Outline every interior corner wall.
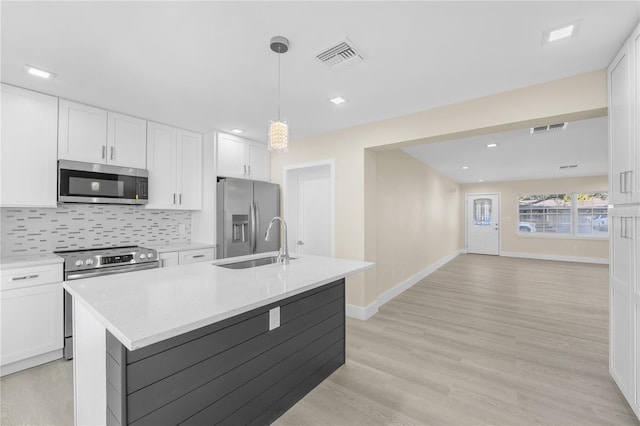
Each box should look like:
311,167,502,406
375,150,462,297
461,175,609,261
269,70,607,309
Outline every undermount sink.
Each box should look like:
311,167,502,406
216,256,297,270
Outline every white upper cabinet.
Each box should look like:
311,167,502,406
217,133,245,178
247,142,270,181
177,129,203,210
58,99,108,163
1,84,58,207
217,133,270,181
609,24,640,205
147,122,202,210
106,112,147,169
59,100,146,168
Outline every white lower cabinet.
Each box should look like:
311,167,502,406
609,207,640,419
0,264,63,376
159,248,215,268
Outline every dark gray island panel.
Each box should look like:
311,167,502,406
106,279,345,426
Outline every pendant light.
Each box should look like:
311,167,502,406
268,36,289,152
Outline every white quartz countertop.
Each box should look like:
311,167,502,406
63,253,373,351
0,253,63,269
144,241,216,254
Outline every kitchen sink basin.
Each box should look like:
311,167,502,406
216,256,297,270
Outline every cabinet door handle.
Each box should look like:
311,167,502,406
179,194,182,205
102,145,106,159
173,193,176,205
248,165,251,176
160,259,165,267
12,274,39,281
110,147,114,160
243,165,247,175
620,172,624,194
192,254,205,259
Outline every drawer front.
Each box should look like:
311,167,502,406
1,264,62,291
179,248,214,265
159,252,179,268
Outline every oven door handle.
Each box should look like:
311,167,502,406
65,261,159,280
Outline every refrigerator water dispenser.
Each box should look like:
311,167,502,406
232,215,249,242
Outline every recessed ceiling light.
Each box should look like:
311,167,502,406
230,129,244,134
461,166,470,170
330,97,347,105
25,65,56,79
478,179,484,182
486,143,498,148
543,21,580,44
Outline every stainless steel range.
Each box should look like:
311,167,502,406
56,245,159,359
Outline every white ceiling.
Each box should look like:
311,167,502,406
1,1,640,141
402,116,609,184
1,1,638,149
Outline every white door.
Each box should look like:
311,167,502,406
466,193,500,255
285,162,334,257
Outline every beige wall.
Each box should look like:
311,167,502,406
269,70,607,308
375,150,462,296
461,175,609,260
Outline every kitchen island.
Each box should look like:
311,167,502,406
63,253,373,426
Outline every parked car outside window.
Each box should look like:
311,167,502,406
592,215,608,231
519,222,537,233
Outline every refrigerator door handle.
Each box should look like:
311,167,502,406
254,201,260,252
250,202,257,253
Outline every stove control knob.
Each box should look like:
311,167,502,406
85,259,94,266
75,259,84,266
147,252,155,259
140,253,146,259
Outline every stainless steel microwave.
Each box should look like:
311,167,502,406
58,160,149,205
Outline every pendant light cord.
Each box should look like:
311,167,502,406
277,46,281,121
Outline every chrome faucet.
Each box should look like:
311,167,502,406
265,216,290,264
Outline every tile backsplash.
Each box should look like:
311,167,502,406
0,205,191,256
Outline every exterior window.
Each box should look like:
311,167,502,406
518,192,608,238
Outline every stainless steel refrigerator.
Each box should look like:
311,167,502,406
217,178,280,258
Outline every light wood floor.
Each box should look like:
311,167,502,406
276,254,639,426
1,255,638,425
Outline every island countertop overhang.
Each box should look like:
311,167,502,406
63,253,373,351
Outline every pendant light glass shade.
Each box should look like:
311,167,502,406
269,36,289,152
268,119,288,152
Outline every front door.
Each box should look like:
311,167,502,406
466,193,500,255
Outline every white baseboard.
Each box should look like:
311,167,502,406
500,251,608,265
346,249,463,321
0,349,62,377
346,301,379,320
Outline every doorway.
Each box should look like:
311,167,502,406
466,193,501,255
283,160,335,256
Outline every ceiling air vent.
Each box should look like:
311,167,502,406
316,38,365,71
530,122,568,134
558,164,578,170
